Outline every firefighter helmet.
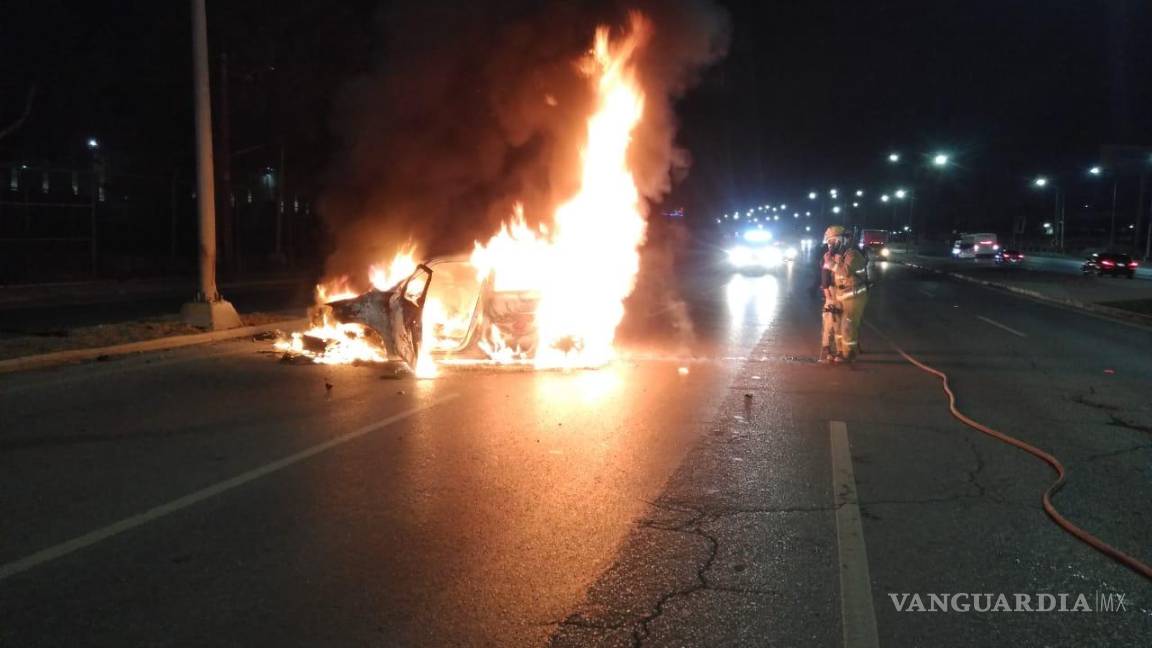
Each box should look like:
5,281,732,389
823,225,847,243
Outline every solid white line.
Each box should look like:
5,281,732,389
830,420,880,648
975,315,1027,338
0,393,459,582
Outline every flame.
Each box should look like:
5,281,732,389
471,15,649,368
368,244,419,291
277,15,651,374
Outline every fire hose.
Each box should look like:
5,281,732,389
867,323,1152,583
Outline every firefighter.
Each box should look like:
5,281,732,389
819,237,840,362
825,225,869,363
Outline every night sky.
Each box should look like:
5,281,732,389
3,1,1150,234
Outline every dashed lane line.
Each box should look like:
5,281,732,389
0,394,459,582
830,420,880,648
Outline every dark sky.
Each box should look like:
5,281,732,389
3,1,1149,231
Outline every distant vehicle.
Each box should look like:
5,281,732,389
859,229,890,258
994,249,1024,264
952,233,999,259
727,229,788,272
1081,252,1138,278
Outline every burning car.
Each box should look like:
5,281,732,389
280,255,553,371
276,16,653,375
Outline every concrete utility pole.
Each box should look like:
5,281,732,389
181,0,241,329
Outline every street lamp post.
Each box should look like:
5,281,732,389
1034,176,1066,252
181,0,241,330
1089,166,1119,249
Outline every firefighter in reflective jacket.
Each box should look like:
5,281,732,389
822,225,869,363
819,241,839,362
829,226,870,362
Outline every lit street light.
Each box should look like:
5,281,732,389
895,189,907,199
888,152,900,163
855,189,864,197
832,206,842,214
1087,165,1118,247
880,194,890,203
1032,176,1065,251
932,153,950,167
86,138,99,149
808,191,817,200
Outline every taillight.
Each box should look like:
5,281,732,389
1130,262,1139,268
1101,260,1115,267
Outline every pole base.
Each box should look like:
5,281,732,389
181,298,242,330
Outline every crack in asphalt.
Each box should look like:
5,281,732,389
1079,442,1152,464
552,498,824,646
1106,415,1152,435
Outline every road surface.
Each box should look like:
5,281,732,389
2,257,1150,646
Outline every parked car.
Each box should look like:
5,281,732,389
994,249,1025,264
1081,252,1138,278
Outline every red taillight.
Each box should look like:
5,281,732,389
980,240,993,245
1130,262,1139,268
1017,254,1025,259
1101,260,1115,267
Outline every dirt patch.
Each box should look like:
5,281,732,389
0,313,293,361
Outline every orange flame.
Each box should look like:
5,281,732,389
278,15,651,373
471,15,649,368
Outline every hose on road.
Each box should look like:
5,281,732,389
867,323,1152,582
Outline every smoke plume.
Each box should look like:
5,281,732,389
319,0,729,287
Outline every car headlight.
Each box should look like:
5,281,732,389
728,246,753,266
880,247,890,258
785,246,798,260
764,247,784,265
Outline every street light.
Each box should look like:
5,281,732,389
894,189,907,199
855,189,864,197
852,201,859,208
932,153,950,167
808,191,817,200
86,138,99,150
832,206,842,214
888,152,900,163
880,194,890,203
829,188,838,198
1032,176,1065,251
1088,165,1118,247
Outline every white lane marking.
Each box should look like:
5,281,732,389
0,394,459,582
975,315,1027,338
830,420,880,648
917,288,935,298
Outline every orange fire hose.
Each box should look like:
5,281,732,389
869,324,1152,582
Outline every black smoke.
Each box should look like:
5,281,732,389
318,0,728,288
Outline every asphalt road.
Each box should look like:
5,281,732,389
2,257,1150,646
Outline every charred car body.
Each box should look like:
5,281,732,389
315,256,544,367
